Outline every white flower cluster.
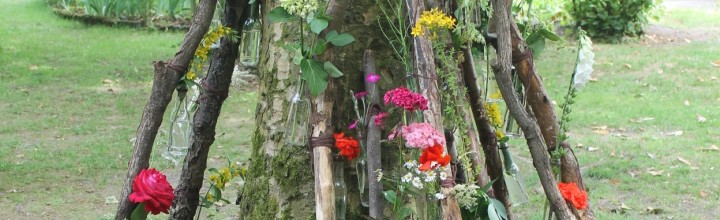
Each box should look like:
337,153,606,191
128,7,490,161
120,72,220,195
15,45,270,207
452,184,481,210
279,0,319,18
573,34,595,88
400,160,448,190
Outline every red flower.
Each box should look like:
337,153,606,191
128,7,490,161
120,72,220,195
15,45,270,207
129,168,175,215
558,182,588,210
334,132,360,161
418,143,451,171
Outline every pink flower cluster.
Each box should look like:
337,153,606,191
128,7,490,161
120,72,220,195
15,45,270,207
374,112,389,126
383,87,428,112
401,123,445,149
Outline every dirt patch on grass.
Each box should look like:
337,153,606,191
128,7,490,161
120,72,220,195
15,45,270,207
641,25,720,45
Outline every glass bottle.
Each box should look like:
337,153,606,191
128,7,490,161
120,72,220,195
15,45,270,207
501,143,529,206
333,160,347,220
284,75,310,146
239,1,262,67
163,88,195,166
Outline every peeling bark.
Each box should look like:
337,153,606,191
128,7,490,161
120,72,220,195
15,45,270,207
115,1,217,219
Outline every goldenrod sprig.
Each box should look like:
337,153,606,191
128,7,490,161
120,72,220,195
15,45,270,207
186,24,235,81
411,8,456,38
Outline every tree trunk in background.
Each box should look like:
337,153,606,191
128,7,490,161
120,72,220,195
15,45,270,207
238,0,402,218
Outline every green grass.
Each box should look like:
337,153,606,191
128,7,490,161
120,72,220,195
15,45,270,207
509,7,720,219
0,0,255,218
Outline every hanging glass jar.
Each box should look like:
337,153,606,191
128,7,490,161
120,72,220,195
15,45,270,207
284,75,310,147
333,159,347,220
162,86,196,166
239,0,262,67
355,147,370,207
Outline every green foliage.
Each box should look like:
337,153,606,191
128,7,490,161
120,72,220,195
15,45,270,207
49,0,195,21
569,0,658,41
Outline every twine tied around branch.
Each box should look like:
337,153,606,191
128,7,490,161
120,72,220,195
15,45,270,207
310,133,335,149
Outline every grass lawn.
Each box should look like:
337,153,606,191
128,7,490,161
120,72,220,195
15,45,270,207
0,0,255,218
0,0,718,219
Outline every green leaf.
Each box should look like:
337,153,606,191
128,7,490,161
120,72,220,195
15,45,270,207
480,178,498,193
313,39,328,55
488,204,500,220
527,31,546,57
383,190,397,205
210,185,221,202
325,30,355,47
309,18,329,34
300,59,329,96
268,7,293,23
323,61,343,78
490,198,508,220
130,203,148,220
539,28,562,41
399,206,414,219
208,168,219,173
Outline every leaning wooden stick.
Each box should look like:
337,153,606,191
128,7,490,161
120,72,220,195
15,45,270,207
460,44,513,219
169,0,248,219
404,0,463,218
115,0,217,219
363,50,384,218
489,0,575,218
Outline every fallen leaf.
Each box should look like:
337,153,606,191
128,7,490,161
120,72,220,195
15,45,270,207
646,206,663,214
711,76,718,80
576,143,584,148
677,157,692,166
592,125,609,135
712,60,720,67
630,117,654,123
684,38,692,43
610,179,621,185
698,145,719,152
105,196,120,204
700,191,708,198
101,79,114,85
647,169,664,176
623,63,632,69
646,153,655,158
588,147,598,152
697,77,705,82
28,65,38,71
684,100,690,106
696,114,707,123
663,130,683,136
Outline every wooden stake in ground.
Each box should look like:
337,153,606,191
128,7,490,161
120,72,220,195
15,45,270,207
115,0,217,219
363,50,384,218
489,0,575,219
169,0,248,219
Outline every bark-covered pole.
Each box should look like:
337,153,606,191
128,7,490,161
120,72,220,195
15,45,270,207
363,50,384,218
404,0,463,218
168,0,248,219
459,44,513,219
489,0,575,218
115,0,217,219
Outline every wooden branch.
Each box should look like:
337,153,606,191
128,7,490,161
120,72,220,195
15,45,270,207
489,0,575,219
310,0,345,219
114,0,218,219
561,143,596,219
363,50,384,219
404,0,463,218
168,1,248,219
459,44,513,219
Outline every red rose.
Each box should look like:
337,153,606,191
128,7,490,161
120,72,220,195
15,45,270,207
334,132,360,161
129,168,175,214
418,143,451,171
558,182,588,210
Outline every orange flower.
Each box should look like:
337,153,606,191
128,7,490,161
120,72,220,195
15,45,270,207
418,143,451,171
334,132,360,161
558,182,588,210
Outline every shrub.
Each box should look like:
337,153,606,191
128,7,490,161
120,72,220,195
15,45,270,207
568,0,658,41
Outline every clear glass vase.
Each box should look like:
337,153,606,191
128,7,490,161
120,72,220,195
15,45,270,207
334,160,347,220
162,89,196,166
501,144,529,206
239,1,261,67
284,76,310,147
355,157,370,207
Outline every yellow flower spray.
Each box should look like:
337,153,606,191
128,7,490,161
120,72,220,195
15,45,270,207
411,8,456,38
186,25,234,81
